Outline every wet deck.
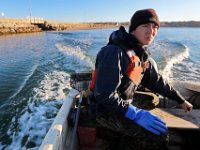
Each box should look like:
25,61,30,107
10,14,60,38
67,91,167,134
151,108,200,129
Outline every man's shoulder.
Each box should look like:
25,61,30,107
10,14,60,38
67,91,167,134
100,44,124,54
96,44,127,63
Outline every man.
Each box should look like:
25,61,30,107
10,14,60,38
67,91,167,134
90,8,193,149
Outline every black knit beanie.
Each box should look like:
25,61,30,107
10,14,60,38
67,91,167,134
129,8,160,33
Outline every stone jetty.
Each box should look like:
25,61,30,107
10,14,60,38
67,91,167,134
0,18,42,35
0,18,121,35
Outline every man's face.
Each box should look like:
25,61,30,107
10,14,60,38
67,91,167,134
131,23,158,46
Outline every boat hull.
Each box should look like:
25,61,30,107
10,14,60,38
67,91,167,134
40,81,200,150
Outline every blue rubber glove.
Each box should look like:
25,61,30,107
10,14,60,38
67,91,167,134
125,104,167,135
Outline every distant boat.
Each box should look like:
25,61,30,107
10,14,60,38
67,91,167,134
39,73,200,150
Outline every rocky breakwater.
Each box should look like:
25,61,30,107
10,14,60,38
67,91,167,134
0,18,121,35
40,20,119,31
0,18,42,35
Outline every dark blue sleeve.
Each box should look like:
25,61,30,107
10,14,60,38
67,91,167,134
94,45,129,116
141,61,185,104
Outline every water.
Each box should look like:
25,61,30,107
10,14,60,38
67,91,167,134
0,28,199,149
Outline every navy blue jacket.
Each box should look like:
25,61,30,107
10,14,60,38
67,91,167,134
93,26,185,117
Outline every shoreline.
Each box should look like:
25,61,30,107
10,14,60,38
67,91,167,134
1,18,200,36
0,18,124,36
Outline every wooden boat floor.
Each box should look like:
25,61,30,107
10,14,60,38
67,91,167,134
150,108,200,129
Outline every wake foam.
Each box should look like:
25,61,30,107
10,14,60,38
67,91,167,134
149,41,190,82
56,43,94,70
161,44,189,82
5,71,71,150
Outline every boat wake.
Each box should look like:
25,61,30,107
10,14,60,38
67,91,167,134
3,70,71,150
149,41,189,82
161,44,189,82
56,43,95,71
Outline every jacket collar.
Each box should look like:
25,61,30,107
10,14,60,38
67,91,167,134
108,26,149,61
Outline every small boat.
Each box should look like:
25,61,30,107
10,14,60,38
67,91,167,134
39,73,200,150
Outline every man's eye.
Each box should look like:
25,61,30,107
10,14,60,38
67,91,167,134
154,25,159,29
153,26,159,30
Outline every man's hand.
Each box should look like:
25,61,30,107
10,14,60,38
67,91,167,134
125,104,168,135
180,100,193,112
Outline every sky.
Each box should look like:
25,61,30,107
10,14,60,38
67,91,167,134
0,0,200,22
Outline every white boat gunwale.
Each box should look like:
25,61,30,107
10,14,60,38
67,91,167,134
39,89,78,150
